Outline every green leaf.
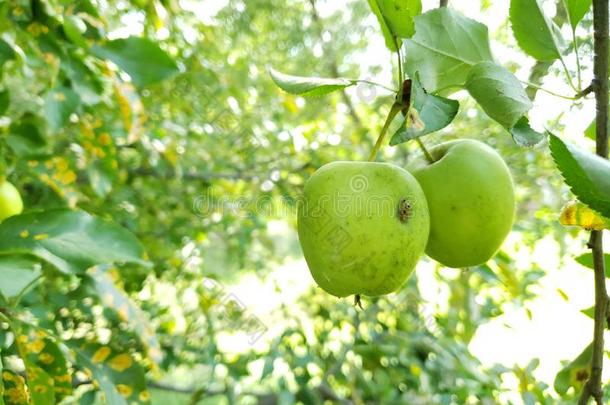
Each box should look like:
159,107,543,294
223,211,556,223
0,209,149,274
377,0,422,38
465,61,532,129
269,68,356,97
554,343,592,395
581,305,594,319
91,37,179,87
390,74,459,145
88,267,163,364
584,112,610,146
367,0,400,51
510,0,563,61
88,162,113,198
0,254,41,300
69,341,150,405
575,252,610,276
510,117,545,147
261,356,274,381
43,86,80,131
61,53,104,105
565,0,592,30
0,90,8,116
549,133,610,218
0,39,15,70
7,117,48,157
556,288,569,301
585,118,596,140
63,15,87,47
404,8,494,93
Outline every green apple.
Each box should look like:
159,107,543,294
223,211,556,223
408,139,515,268
0,180,23,222
297,161,429,297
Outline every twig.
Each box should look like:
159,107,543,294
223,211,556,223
577,0,608,403
575,82,595,99
519,80,581,100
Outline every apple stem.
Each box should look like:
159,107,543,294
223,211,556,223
368,103,402,161
416,138,435,163
354,294,363,309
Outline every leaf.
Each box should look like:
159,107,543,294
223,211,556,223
69,341,150,405
404,8,493,93
1,369,28,405
261,356,274,381
584,111,610,146
87,163,113,198
472,264,500,282
269,68,356,97
7,117,48,157
549,133,610,218
0,90,8,116
0,357,4,405
554,343,592,395
565,0,592,30
43,86,80,131
390,74,459,145
367,0,400,51
12,321,72,403
0,39,15,70
0,209,149,274
0,254,41,300
91,37,179,87
575,252,610,276
61,53,104,105
556,288,569,301
377,0,422,38
509,117,545,147
465,61,532,129
559,200,610,230
510,0,563,61
88,267,163,364
63,15,87,47
581,305,594,319
0,371,4,405
585,118,596,140
28,157,80,206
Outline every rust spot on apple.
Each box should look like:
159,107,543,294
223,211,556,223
398,198,412,223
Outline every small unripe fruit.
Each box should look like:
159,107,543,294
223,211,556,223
298,161,430,297
408,139,515,268
0,180,23,222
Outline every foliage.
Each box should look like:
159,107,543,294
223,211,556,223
0,0,608,403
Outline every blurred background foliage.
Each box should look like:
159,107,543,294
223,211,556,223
0,0,607,404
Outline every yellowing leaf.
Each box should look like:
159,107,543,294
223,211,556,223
116,384,133,397
559,200,610,231
92,347,112,364
108,353,133,372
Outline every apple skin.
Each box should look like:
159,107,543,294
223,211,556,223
0,180,23,222
408,139,515,268
297,161,429,297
